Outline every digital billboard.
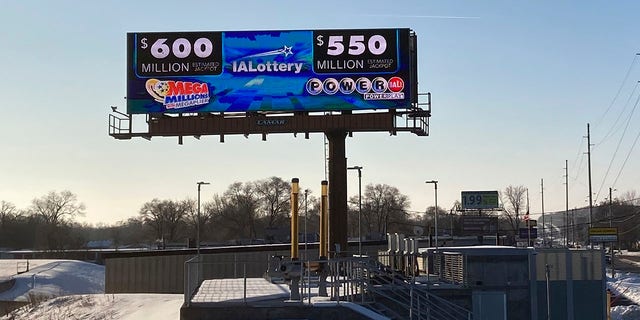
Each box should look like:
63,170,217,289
126,29,416,114
461,191,500,210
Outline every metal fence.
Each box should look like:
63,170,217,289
183,253,472,320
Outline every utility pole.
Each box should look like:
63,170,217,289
587,123,594,230
565,160,569,247
541,178,545,247
610,187,616,278
571,208,576,245
609,187,613,227
550,216,554,247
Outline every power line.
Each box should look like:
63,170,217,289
592,53,640,131
611,125,640,188
571,137,585,183
597,81,640,146
594,91,640,202
571,134,589,191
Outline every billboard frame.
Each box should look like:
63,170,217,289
126,28,418,115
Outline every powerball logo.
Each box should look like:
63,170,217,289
145,79,210,109
305,76,405,100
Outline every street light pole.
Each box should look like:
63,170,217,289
304,189,309,260
197,181,210,257
347,166,363,256
426,180,438,250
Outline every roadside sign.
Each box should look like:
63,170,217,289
461,191,499,210
462,216,498,235
589,227,618,243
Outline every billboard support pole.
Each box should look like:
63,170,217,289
326,130,348,257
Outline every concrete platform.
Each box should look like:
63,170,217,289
191,278,289,303
183,278,387,320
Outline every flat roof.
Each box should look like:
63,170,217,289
419,245,535,256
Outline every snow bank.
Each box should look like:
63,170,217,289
0,259,182,320
612,305,640,319
0,260,104,302
608,268,640,320
0,260,63,278
1,294,182,320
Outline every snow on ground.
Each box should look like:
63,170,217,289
6,257,640,319
0,260,64,278
608,252,640,319
0,259,182,320
1,294,183,320
0,260,104,302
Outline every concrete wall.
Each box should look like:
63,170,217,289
105,242,387,294
106,254,188,293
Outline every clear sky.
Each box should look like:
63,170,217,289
1,0,639,225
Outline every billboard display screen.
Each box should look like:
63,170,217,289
461,191,500,210
127,29,415,114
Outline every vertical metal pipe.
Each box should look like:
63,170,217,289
320,180,329,258
291,178,300,260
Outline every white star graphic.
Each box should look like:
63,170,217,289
282,46,293,57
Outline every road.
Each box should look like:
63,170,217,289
612,254,640,273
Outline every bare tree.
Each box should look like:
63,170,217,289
139,199,186,246
28,191,85,249
0,200,18,228
355,184,410,237
254,177,291,228
500,185,527,233
209,182,260,240
620,190,639,206
30,191,85,226
180,198,199,234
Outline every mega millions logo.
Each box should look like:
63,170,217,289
145,79,210,109
305,76,405,100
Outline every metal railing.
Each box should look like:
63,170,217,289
184,255,268,306
183,253,471,320
108,113,131,136
363,257,472,320
184,255,201,306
